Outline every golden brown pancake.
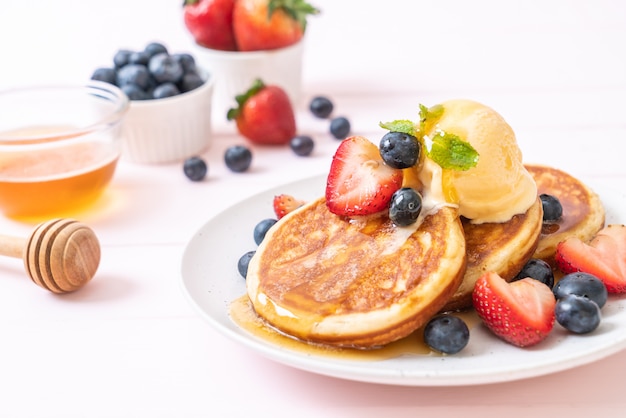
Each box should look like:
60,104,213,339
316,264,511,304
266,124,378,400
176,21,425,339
525,164,605,264
441,197,544,312
246,198,466,349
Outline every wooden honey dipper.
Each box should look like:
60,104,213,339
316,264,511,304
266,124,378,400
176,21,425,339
0,218,101,293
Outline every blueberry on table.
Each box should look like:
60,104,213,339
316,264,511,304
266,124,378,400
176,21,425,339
513,258,554,288
152,82,180,99
389,188,422,226
309,96,334,118
330,116,351,139
183,156,208,181
555,294,601,334
253,218,277,245
379,131,421,169
116,64,151,90
423,314,470,354
289,135,315,156
238,251,256,279
540,193,563,222
149,53,184,84
91,67,117,85
553,272,608,308
224,145,252,173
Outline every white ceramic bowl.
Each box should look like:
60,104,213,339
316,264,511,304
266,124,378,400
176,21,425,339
121,71,214,164
192,41,303,126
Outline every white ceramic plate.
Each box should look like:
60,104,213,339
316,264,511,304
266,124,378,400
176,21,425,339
180,175,626,386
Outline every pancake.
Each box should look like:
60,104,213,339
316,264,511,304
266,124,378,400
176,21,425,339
246,198,466,349
525,164,605,264
441,196,544,312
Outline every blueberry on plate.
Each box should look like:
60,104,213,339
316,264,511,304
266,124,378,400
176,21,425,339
513,258,554,288
113,49,133,68
116,64,151,90
253,218,277,245
183,156,208,181
224,145,253,173
553,272,608,308
178,72,204,93
144,42,169,57
237,250,256,279
289,135,315,156
389,188,422,226
152,82,180,99
309,96,334,118
121,84,149,101
423,314,470,354
555,294,601,334
91,67,117,85
128,51,151,66
379,131,421,169
540,193,563,222
330,116,351,139
149,53,184,84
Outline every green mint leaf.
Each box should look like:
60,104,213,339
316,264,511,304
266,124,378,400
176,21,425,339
419,104,444,133
427,131,479,171
379,120,418,136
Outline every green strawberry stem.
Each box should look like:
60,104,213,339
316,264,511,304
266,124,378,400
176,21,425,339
227,79,266,121
268,0,320,31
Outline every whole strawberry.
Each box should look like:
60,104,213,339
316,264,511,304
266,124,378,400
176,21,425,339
183,0,237,51
233,0,319,51
227,79,296,145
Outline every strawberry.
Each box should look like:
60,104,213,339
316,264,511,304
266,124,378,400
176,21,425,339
273,194,305,219
472,272,556,348
555,224,626,293
325,136,403,217
227,79,296,145
233,0,319,51
183,0,238,51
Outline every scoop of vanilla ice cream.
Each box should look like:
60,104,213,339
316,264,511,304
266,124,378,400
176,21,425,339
423,99,537,223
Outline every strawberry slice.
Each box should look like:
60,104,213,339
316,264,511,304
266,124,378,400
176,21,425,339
555,224,626,293
273,194,305,219
325,136,403,216
472,272,556,347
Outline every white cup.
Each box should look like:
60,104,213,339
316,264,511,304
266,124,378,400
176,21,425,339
192,41,304,129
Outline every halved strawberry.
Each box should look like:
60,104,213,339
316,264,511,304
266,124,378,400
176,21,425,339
472,272,556,348
325,136,403,216
555,224,626,294
273,194,305,219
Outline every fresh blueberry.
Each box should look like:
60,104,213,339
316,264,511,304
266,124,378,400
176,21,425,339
148,53,184,84
330,116,351,139
128,51,150,66
121,84,150,101
113,49,133,68
183,156,208,181
116,64,151,90
553,272,608,308
389,187,422,226
90,67,117,85
237,250,256,279
224,145,252,173
144,42,169,57
540,193,563,222
513,258,554,288
379,131,421,169
178,72,204,93
555,294,601,334
289,135,315,156
152,82,180,99
309,96,334,118
423,314,470,354
253,218,277,245
172,53,197,73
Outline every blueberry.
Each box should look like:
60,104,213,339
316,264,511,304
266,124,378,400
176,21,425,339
152,82,180,99
183,156,208,181
253,218,277,245
513,258,554,288
330,116,351,139
178,72,204,93
149,53,184,84
113,49,133,68
116,64,151,90
128,51,150,66
224,145,252,173
121,84,149,101
540,193,563,222
553,272,608,308
379,131,421,169
389,188,422,226
290,135,315,156
91,67,117,85
172,53,197,73
144,42,169,57
237,250,256,279
309,96,334,118
555,294,601,334
423,314,470,354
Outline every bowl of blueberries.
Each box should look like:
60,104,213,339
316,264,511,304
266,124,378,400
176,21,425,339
91,42,214,164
